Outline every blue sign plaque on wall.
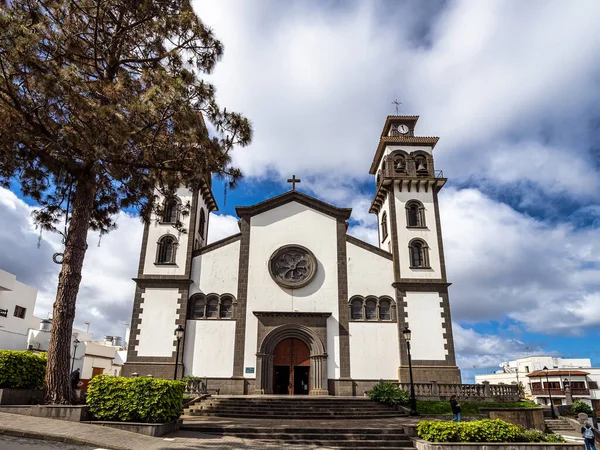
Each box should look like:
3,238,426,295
245,367,255,374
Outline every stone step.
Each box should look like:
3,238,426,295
190,406,398,413
182,425,407,434
186,412,405,419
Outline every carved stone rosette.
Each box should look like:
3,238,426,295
268,244,317,289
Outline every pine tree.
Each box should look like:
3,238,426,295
0,0,252,404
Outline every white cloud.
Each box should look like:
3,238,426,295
194,0,600,202
0,188,142,339
207,213,240,243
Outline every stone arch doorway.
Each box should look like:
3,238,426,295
256,324,328,395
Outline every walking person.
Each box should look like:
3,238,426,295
582,423,597,450
450,395,461,422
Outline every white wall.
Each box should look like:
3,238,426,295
349,322,399,379
395,187,443,279
404,292,447,360
347,241,394,298
136,288,179,357
243,202,341,379
183,319,236,377
0,276,39,350
190,240,240,296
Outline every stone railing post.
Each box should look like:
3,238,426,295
482,381,491,398
431,381,439,398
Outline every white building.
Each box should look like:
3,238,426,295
123,115,462,395
476,356,600,412
0,270,39,350
27,319,126,387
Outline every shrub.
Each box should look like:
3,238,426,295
572,400,594,417
417,419,565,443
87,375,185,423
0,350,46,389
369,382,409,406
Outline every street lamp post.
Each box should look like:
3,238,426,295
542,366,557,419
174,325,185,380
402,327,418,416
70,338,80,372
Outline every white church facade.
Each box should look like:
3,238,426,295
123,115,462,395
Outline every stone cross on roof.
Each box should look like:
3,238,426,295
392,99,402,114
287,175,301,190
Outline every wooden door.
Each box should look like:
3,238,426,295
91,367,104,378
273,339,310,395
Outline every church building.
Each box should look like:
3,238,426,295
123,115,462,395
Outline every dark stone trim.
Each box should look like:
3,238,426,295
254,311,332,318
396,289,408,370
438,290,457,366
137,222,150,277
387,183,401,282
393,281,451,292
192,233,242,257
346,235,393,260
236,190,352,221
337,219,350,378
268,244,317,289
232,217,250,377
184,190,199,277
432,189,448,282
199,180,218,212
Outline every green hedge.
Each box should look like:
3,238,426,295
86,375,185,423
417,419,565,443
0,350,46,389
369,381,409,406
416,400,539,415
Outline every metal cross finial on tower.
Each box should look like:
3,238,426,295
287,175,301,190
392,99,402,114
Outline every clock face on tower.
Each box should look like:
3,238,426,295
397,124,409,134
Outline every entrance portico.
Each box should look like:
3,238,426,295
254,312,330,395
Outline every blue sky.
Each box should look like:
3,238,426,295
1,0,599,381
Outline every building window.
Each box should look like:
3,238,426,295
406,200,426,228
351,298,363,320
220,297,233,318
191,295,206,319
349,296,396,322
381,212,388,241
379,300,391,321
13,305,26,319
409,239,430,268
198,209,206,239
206,296,219,318
190,293,235,320
365,298,377,320
156,235,177,264
544,382,560,389
162,197,180,223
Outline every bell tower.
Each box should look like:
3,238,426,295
369,115,461,384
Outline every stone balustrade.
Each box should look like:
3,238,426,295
396,381,520,402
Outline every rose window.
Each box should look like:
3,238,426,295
268,245,317,289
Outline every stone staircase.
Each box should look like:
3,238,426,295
182,396,414,449
185,396,407,419
544,418,579,436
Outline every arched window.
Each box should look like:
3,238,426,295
198,209,206,239
409,239,430,268
394,155,406,173
351,298,363,320
191,295,206,319
379,300,391,321
156,235,177,264
162,197,180,223
406,200,426,228
220,296,233,318
415,155,428,175
365,299,377,320
381,212,388,241
206,296,219,318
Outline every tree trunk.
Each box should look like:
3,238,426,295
44,178,96,404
